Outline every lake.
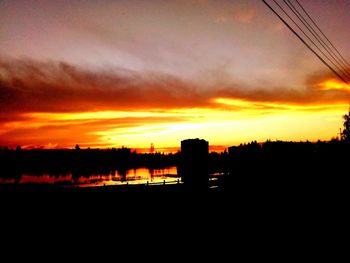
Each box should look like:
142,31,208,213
0,166,180,187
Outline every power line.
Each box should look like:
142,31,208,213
294,0,350,70
287,0,350,80
284,0,350,81
261,0,349,84
270,0,350,82
288,0,349,71
272,0,350,82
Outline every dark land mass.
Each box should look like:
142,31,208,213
0,139,349,201
1,140,349,233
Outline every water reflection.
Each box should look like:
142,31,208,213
0,167,179,187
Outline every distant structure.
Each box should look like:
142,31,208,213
150,143,155,154
180,138,209,189
228,145,236,156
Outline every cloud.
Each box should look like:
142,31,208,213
1,58,349,148
0,57,209,113
215,8,256,24
234,8,256,24
1,58,350,116
0,114,187,148
192,0,210,5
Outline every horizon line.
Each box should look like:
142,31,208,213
0,137,342,152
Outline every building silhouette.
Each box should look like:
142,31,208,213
180,138,209,189
150,143,155,154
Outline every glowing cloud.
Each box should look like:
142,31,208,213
1,58,350,149
318,79,350,91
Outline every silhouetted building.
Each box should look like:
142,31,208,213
150,143,155,154
228,146,236,156
180,138,209,189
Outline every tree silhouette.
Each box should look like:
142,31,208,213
341,109,350,142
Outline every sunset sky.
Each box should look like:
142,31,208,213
1,0,350,150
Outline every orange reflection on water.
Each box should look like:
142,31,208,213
10,167,179,187
21,174,73,184
0,178,16,184
122,167,178,186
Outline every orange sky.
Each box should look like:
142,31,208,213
0,0,350,150
0,57,349,150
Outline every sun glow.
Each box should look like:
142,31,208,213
1,99,348,149
319,79,350,91
214,97,348,112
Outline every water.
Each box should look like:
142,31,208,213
0,167,180,187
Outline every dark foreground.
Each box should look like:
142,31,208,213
1,174,347,240
1,174,347,204
1,140,349,217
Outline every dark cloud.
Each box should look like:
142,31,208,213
0,57,207,113
1,58,349,116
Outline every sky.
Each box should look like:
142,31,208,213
0,0,350,150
